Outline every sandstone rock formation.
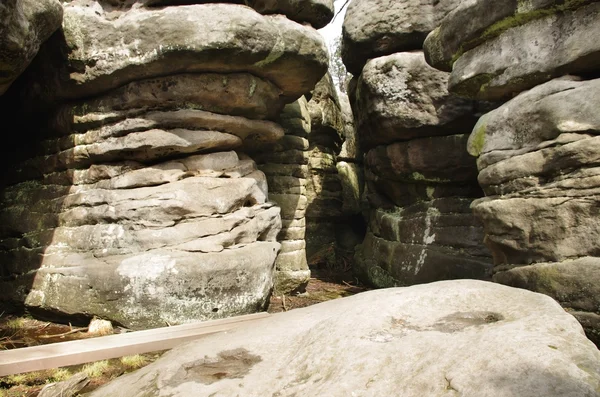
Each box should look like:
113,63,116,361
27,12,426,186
253,73,364,293
424,0,600,100
341,0,462,75
423,0,600,344
304,74,364,265
252,98,313,294
0,0,63,95
343,1,492,288
0,0,328,328
88,280,600,397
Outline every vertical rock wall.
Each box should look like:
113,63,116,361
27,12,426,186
0,0,329,329
342,0,493,288
423,0,600,344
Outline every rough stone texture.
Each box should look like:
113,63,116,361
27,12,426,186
89,280,600,397
350,51,491,287
0,0,63,95
427,0,600,100
355,199,491,288
423,0,579,72
24,1,328,104
0,0,331,326
304,74,364,263
464,77,600,344
254,98,312,294
341,0,463,74
246,0,334,29
353,52,484,151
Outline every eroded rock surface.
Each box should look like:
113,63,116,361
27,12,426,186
423,0,600,344
89,280,600,397
464,77,600,344
0,0,328,328
424,0,600,100
349,52,491,287
341,0,462,74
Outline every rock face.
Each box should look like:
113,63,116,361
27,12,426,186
0,0,63,95
252,98,313,294
252,74,364,292
246,0,334,29
305,74,364,265
88,280,600,397
0,0,328,328
343,28,492,286
341,0,462,75
423,0,600,344
424,0,600,100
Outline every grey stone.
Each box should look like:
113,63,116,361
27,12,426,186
28,2,328,102
342,0,463,74
354,52,480,150
88,280,600,397
0,0,63,95
246,0,334,29
447,2,600,100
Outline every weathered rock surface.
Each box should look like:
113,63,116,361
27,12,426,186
0,0,63,95
0,0,331,326
348,50,491,287
463,77,600,344
26,1,328,103
246,0,334,29
424,0,600,100
354,52,483,150
341,0,462,74
253,98,312,293
89,280,600,397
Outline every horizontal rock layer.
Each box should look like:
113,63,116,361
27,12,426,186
25,2,328,104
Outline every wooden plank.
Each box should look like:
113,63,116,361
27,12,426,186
0,312,270,377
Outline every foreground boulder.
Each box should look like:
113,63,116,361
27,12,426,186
89,280,600,397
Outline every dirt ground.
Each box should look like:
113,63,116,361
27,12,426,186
0,266,368,396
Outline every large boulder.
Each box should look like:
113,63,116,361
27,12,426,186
89,280,600,397
353,52,482,150
0,0,329,327
341,0,463,74
466,77,600,343
424,0,600,100
0,0,63,95
25,1,328,104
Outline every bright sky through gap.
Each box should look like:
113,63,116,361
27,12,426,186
318,0,348,49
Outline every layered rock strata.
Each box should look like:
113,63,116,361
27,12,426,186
342,1,492,287
305,74,365,265
0,0,328,328
423,0,600,344
252,98,313,294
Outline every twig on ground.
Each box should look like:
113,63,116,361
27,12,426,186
38,327,88,339
282,295,288,312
